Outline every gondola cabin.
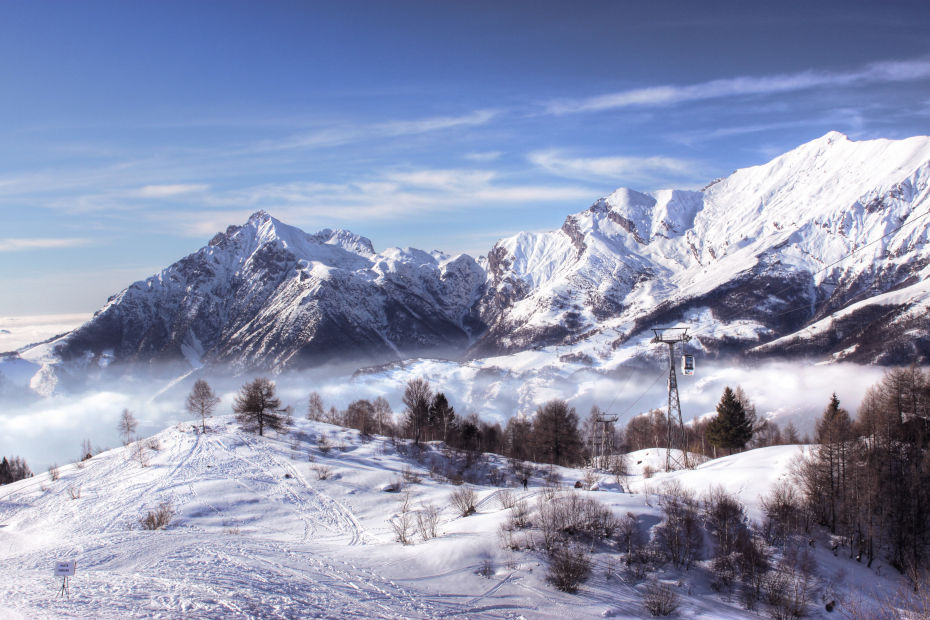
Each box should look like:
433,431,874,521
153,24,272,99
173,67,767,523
682,354,695,376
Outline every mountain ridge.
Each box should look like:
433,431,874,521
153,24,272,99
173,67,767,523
5,131,930,394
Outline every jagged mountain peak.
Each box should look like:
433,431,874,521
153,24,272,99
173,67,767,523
20,132,930,392
208,212,376,265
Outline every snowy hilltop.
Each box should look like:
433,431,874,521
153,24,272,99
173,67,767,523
4,132,930,395
0,414,921,618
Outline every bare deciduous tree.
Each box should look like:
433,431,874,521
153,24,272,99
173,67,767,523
402,377,432,446
186,379,220,433
307,392,324,421
118,409,138,445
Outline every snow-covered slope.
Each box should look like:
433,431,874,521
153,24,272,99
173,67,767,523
0,417,908,618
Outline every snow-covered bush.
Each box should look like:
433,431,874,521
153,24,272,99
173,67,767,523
760,480,805,547
415,502,440,540
653,481,702,570
312,464,333,480
643,580,678,616
390,512,413,545
546,543,591,593
449,486,477,516
140,501,174,530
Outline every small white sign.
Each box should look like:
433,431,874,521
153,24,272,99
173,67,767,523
54,561,76,577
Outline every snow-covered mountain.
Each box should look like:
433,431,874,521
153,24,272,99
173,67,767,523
473,131,930,364
51,213,485,375
6,132,930,392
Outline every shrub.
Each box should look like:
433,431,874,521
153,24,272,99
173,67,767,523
67,485,81,500
643,581,679,616
510,499,530,529
312,464,333,480
382,477,405,493
654,481,702,570
581,469,600,490
547,543,591,593
497,489,516,510
703,485,747,558
450,486,477,517
402,465,422,484
48,464,60,481
760,481,804,546
391,512,413,545
415,502,440,540
140,501,174,530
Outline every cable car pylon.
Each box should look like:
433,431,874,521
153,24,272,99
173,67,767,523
651,327,692,471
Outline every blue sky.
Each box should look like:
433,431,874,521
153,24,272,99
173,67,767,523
1,0,929,315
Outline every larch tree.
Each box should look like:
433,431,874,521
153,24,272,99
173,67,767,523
186,379,220,433
428,392,455,444
233,377,289,436
0,456,32,485
372,396,393,436
402,377,432,446
118,408,138,445
306,392,325,421
531,399,583,467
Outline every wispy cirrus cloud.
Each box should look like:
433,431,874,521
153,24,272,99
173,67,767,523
0,237,93,252
134,183,210,198
160,167,596,237
463,151,503,162
528,149,702,185
546,57,930,114
256,109,501,152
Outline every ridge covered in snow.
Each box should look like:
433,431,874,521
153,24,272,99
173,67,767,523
4,132,930,397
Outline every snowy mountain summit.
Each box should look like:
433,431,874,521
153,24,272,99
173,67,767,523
54,210,486,374
20,132,930,384
475,131,930,364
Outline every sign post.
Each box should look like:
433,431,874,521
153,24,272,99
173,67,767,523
54,560,76,598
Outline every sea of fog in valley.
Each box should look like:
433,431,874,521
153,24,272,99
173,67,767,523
1,347,886,472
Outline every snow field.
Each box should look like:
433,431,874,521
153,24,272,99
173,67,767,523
0,415,916,618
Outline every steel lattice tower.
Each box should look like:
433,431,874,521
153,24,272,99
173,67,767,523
651,328,691,471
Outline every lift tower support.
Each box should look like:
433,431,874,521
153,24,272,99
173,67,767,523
651,327,691,471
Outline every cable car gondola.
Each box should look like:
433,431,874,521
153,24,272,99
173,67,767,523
682,354,695,376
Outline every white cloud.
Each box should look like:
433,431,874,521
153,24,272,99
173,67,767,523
546,57,930,114
259,109,501,152
135,183,210,198
155,168,596,237
528,149,701,184
0,238,93,252
463,151,503,162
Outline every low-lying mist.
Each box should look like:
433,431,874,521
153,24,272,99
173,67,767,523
0,358,889,472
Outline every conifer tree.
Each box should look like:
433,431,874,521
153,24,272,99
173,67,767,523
706,387,753,456
233,377,289,436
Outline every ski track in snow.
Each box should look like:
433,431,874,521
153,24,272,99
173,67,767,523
0,421,447,618
0,418,905,619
